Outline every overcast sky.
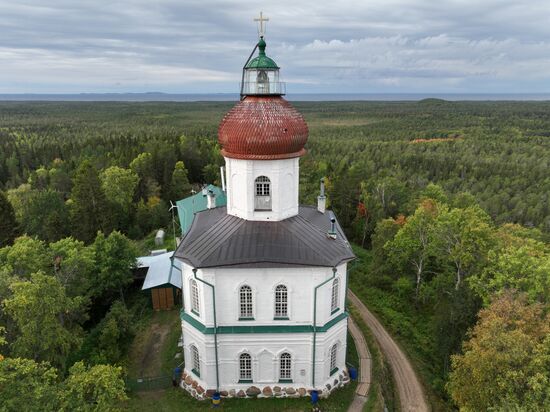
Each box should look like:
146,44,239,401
2,0,550,94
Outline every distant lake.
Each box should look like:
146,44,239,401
1,93,550,102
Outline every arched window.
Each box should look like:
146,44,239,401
279,352,292,381
274,284,288,319
331,278,339,313
239,285,253,319
190,345,200,377
330,344,338,375
239,353,252,381
190,279,200,315
254,176,271,210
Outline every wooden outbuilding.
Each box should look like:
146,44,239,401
138,252,182,310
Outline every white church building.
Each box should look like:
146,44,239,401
174,21,355,400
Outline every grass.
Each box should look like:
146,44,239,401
124,366,358,412
135,229,178,256
346,324,359,369
125,378,358,412
126,309,181,379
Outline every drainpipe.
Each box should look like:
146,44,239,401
344,266,349,312
193,268,220,392
170,256,184,311
220,166,226,192
312,267,337,388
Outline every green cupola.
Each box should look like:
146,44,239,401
245,38,279,70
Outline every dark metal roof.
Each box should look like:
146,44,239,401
174,206,355,269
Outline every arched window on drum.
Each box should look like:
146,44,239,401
254,176,271,210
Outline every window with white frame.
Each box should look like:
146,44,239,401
330,344,338,374
254,176,271,210
239,353,252,381
239,285,253,319
274,284,288,318
279,352,292,381
190,279,200,315
191,345,200,376
331,277,339,313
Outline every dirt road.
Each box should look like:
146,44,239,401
348,291,429,412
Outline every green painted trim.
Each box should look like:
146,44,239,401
181,311,347,334
330,367,339,376
238,317,255,321
331,307,340,315
191,368,201,378
191,309,200,317
278,379,293,383
238,379,253,384
273,316,290,320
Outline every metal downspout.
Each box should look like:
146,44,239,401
344,266,349,312
312,267,337,388
192,268,220,392
170,256,183,310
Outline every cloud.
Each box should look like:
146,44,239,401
1,0,550,93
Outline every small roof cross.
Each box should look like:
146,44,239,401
254,11,269,37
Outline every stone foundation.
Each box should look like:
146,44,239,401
180,369,351,401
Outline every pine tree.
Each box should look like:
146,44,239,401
70,161,108,243
0,190,18,247
168,161,192,201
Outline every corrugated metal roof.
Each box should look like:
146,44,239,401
138,252,182,290
175,185,227,235
174,206,355,269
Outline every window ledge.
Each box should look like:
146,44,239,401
331,307,340,315
191,368,201,378
278,379,293,383
273,316,290,320
330,367,339,376
254,209,272,212
191,309,200,317
238,317,255,321
238,379,253,384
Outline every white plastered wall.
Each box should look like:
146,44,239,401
181,264,348,327
180,262,349,391
225,157,299,221
182,317,348,391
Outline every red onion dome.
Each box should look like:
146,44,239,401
218,96,308,160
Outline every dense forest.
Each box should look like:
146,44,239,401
0,100,549,411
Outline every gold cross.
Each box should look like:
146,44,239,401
254,11,269,37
